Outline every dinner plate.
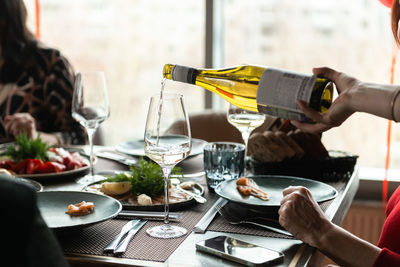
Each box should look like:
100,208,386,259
37,191,122,231
15,177,43,191
215,175,337,208
83,178,205,211
115,138,208,158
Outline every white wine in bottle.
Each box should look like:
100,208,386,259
163,64,333,121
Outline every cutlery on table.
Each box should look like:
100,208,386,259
176,185,207,204
116,211,182,221
104,219,141,253
216,205,292,237
193,197,228,233
114,220,147,254
96,151,138,166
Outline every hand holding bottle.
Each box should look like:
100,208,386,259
291,67,361,133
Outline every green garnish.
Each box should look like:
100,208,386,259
2,134,49,163
101,157,183,197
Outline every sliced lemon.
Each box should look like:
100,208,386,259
101,181,132,196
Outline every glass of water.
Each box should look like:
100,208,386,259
203,142,245,191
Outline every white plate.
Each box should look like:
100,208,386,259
115,138,207,158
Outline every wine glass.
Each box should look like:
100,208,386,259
144,92,191,239
72,71,110,184
226,103,266,157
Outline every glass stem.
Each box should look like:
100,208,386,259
162,166,173,225
86,128,97,177
241,131,250,157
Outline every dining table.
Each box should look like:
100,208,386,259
38,145,359,267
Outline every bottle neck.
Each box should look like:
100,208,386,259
170,65,198,84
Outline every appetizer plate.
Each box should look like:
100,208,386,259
115,138,208,158
37,191,121,231
215,175,337,208
83,180,205,211
15,177,43,191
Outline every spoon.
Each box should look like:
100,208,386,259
170,179,207,204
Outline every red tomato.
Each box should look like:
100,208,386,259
0,160,16,170
26,159,44,174
13,159,30,174
36,161,66,174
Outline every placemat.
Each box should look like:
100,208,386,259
58,179,345,262
59,192,219,262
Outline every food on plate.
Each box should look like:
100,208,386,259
248,129,328,162
101,181,132,196
0,168,14,176
137,194,152,205
180,181,195,190
65,201,94,216
236,177,269,201
0,134,88,175
85,158,198,206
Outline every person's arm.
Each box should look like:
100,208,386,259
291,67,400,133
279,186,381,267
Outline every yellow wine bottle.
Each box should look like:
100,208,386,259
163,64,333,121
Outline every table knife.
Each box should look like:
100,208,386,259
116,211,182,221
103,219,140,253
114,220,147,254
96,151,138,166
193,197,228,233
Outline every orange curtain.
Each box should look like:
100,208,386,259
35,0,40,39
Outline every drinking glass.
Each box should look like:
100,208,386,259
144,92,191,238
72,71,110,184
226,103,266,156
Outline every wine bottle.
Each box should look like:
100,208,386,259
163,64,333,121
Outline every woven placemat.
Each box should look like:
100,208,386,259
58,179,345,262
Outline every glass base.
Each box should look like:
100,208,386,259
146,224,187,238
76,174,106,185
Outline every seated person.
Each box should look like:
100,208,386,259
0,0,86,145
0,175,69,267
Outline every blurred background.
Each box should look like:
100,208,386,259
24,0,400,173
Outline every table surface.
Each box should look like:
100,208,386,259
39,146,359,267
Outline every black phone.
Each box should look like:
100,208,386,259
196,235,284,266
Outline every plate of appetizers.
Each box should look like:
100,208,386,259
37,191,122,231
115,138,208,158
83,158,205,211
215,175,337,208
0,136,90,180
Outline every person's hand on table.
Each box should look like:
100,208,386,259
291,67,360,134
4,113,59,145
278,186,334,248
4,113,38,139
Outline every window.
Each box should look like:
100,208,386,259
222,0,399,169
25,0,205,145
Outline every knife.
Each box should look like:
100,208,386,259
114,220,147,254
116,211,182,221
96,151,138,166
193,197,228,233
104,219,140,253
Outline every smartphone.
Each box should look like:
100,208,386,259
196,235,284,266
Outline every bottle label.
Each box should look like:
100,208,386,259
257,68,316,121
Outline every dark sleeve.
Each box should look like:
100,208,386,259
373,248,400,267
39,50,87,145
0,176,69,267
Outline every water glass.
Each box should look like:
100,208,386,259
204,142,245,190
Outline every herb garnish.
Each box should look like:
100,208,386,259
102,158,183,197
2,134,49,163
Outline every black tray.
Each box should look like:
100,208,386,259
248,150,358,182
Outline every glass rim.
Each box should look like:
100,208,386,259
151,92,184,99
204,141,245,150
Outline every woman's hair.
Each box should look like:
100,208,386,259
392,1,400,45
0,0,37,81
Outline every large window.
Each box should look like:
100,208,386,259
25,0,400,170
25,0,205,145
222,0,400,169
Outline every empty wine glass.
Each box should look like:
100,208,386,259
227,103,266,156
72,71,110,184
144,91,191,238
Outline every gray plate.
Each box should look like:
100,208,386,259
215,175,337,208
115,138,207,158
37,191,122,230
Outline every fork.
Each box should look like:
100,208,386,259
216,205,293,237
